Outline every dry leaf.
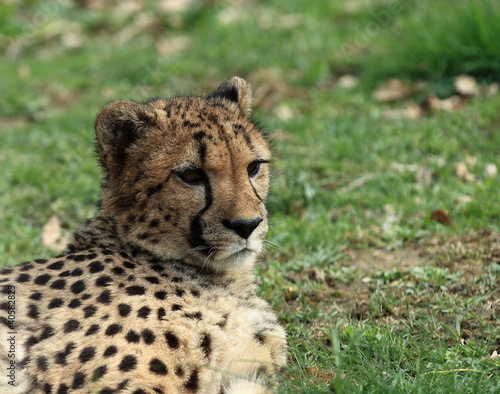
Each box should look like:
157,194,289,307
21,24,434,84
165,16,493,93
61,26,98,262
160,0,191,13
336,75,358,89
454,74,478,96
456,162,476,182
274,104,293,121
415,165,432,186
41,215,68,251
465,155,477,167
430,209,452,226
156,36,191,56
485,163,498,178
428,94,467,112
373,79,409,103
480,82,499,98
455,195,473,204
382,102,422,120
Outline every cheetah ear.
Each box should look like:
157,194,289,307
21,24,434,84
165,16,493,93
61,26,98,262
95,101,153,175
206,76,253,117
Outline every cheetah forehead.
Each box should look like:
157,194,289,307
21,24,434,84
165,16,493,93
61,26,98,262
95,77,270,176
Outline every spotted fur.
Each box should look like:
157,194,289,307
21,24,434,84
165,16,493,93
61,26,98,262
0,77,286,393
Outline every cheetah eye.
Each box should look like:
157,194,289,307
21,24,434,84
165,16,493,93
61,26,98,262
178,168,206,184
248,160,264,177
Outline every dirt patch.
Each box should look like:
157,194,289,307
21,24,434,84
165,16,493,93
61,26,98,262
287,230,499,330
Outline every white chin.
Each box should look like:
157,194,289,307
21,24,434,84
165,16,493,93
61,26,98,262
212,248,259,271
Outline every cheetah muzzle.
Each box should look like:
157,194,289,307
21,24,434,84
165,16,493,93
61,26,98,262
0,77,287,394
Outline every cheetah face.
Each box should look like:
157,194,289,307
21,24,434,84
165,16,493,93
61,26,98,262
95,77,271,272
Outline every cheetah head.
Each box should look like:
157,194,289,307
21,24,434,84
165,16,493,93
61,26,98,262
94,77,271,272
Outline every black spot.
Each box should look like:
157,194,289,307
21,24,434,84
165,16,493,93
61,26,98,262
175,366,185,377
88,261,104,273
34,274,51,285
39,325,55,341
157,308,166,320
193,131,206,140
142,329,155,344
99,388,114,394
145,276,160,284
165,331,180,349
43,383,53,393
151,264,164,272
175,288,185,297
126,214,136,223
101,250,113,256
154,291,167,300
149,219,160,228
57,384,69,394
85,324,100,336
172,276,183,283
137,306,151,318
171,304,183,311
71,268,84,276
103,345,118,358
59,271,71,277
68,299,81,309
83,305,97,317
79,346,96,362
185,311,202,320
138,233,150,240
191,289,200,297
27,304,39,319
50,279,66,290
164,214,172,221
119,355,137,372
105,324,122,336
95,275,112,287
184,369,200,392
126,286,145,296
64,319,80,333
200,333,211,359
72,372,86,389
97,289,112,304
70,280,86,294
70,254,87,262
25,336,38,349
37,356,48,371
149,358,168,375
81,293,91,300
118,303,131,317
54,342,75,365
123,261,136,269
101,314,110,320
93,365,107,381
48,298,64,309
133,390,146,394
112,267,125,275
147,184,164,197
20,263,34,271
216,314,229,329
153,389,164,394
35,258,48,264
254,331,266,345
47,261,64,270
126,330,140,343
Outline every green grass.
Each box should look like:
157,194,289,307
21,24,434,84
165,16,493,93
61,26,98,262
1,0,499,392
358,0,500,82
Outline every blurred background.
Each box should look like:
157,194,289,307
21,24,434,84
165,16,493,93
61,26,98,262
1,0,499,392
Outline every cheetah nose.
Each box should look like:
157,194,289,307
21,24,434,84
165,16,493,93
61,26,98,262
222,217,263,239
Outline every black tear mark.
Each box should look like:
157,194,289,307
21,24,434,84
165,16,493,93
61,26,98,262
189,177,212,254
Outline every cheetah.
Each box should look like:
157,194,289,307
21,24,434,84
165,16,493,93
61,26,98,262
0,77,287,394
